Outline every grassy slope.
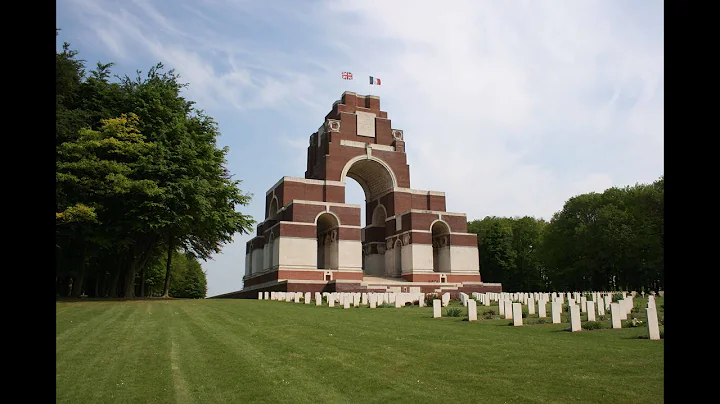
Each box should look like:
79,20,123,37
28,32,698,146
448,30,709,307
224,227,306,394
56,298,664,404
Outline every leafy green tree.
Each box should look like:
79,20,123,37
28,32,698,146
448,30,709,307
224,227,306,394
55,37,255,298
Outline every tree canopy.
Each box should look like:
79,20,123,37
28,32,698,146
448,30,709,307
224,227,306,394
468,176,664,292
56,34,255,298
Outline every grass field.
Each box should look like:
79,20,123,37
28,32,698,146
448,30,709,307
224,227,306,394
56,297,664,403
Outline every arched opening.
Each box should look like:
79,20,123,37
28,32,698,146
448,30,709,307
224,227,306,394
431,221,451,273
371,205,387,226
316,213,339,270
394,239,402,277
341,157,397,277
268,197,279,220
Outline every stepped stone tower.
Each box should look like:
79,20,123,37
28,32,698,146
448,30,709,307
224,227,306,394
217,92,502,298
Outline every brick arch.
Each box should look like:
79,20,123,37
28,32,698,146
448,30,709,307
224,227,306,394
429,219,451,235
340,156,398,200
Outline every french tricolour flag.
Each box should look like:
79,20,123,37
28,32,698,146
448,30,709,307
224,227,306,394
369,76,381,85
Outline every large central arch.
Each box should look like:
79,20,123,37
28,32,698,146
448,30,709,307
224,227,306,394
340,155,398,200
341,156,398,276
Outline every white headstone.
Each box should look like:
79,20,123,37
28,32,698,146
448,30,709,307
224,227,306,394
433,299,441,318
587,302,596,321
528,298,536,315
294,293,301,303
258,292,263,300
442,293,450,307
512,303,523,326
370,294,377,308
353,293,360,307
468,299,477,321
551,302,561,324
570,304,581,332
504,300,513,319
538,300,547,318
498,298,505,316
646,307,661,340
316,292,322,306
484,293,491,306
580,297,587,313
328,297,335,307
264,292,269,300
305,292,312,304
610,302,622,328
618,300,628,320
597,298,605,316
343,298,350,309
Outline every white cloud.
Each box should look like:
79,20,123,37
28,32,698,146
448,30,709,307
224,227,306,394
317,0,664,220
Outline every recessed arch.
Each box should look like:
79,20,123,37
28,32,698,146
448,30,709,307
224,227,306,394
340,155,398,200
371,204,387,227
268,196,279,220
431,220,451,273
314,210,341,227
429,219,451,235
316,212,339,270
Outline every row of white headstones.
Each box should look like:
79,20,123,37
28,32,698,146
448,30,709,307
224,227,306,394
258,290,427,308
257,290,663,340
449,290,662,340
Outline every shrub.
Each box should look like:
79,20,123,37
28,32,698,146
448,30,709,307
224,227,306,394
483,310,496,316
424,294,439,306
581,321,604,330
611,293,623,302
446,307,462,317
536,318,548,324
377,303,395,308
623,318,644,328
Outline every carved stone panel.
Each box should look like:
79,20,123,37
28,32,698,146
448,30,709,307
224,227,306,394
356,111,376,138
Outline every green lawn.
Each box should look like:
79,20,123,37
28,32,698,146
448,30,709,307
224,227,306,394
56,297,664,403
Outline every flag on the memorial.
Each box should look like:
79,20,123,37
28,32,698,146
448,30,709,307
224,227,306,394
342,72,353,80
370,76,381,85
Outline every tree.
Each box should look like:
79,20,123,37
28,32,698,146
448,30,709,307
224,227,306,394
55,36,255,298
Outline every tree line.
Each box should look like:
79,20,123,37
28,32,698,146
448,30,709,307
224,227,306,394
468,176,663,293
56,31,255,299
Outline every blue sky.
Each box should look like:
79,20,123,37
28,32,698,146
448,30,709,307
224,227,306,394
56,0,664,297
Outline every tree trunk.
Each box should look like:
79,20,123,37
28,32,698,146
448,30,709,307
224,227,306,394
124,243,155,299
139,265,146,298
71,258,86,298
94,272,101,298
109,267,121,298
162,236,174,298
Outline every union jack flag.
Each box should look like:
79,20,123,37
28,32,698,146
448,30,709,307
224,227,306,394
341,71,353,80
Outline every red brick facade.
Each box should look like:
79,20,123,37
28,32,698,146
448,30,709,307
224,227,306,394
222,92,501,299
